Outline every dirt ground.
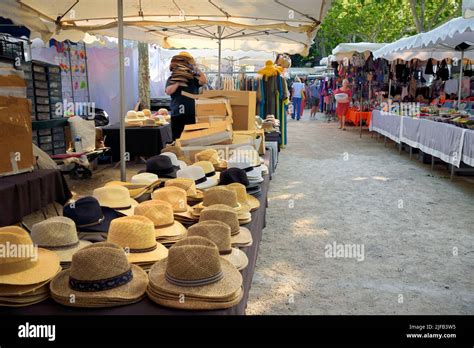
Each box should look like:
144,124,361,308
246,110,474,315
21,110,474,315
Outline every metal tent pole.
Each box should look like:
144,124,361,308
457,50,464,108
217,26,222,90
118,0,126,181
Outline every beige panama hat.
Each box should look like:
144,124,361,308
193,161,220,181
104,180,161,200
93,185,139,216
152,186,191,213
107,216,168,266
0,226,61,285
188,221,248,271
125,111,143,127
134,200,187,245
147,236,243,310
195,149,227,171
199,205,253,247
142,109,152,117
30,216,91,265
49,242,148,307
164,178,204,202
161,145,192,165
226,183,260,212
193,187,251,222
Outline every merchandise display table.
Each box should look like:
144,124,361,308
370,110,474,167
1,175,270,315
343,108,372,126
102,123,173,162
0,169,72,227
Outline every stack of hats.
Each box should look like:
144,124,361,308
107,216,168,271
195,149,227,171
161,144,191,165
168,52,196,87
165,178,204,205
200,205,253,248
125,110,147,127
0,226,61,306
104,174,161,201
192,187,251,224
227,148,264,197
192,161,220,183
93,185,138,216
226,183,260,213
152,186,197,226
50,242,148,308
161,152,187,170
134,200,187,247
147,236,243,310
31,217,91,269
63,197,125,242
262,115,280,132
143,155,178,179
177,165,217,190
188,222,248,271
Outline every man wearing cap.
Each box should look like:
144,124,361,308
165,51,208,140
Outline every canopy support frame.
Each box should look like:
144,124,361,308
118,0,126,181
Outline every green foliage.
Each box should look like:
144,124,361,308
290,0,462,67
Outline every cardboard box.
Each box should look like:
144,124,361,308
233,129,265,155
0,96,34,176
195,114,231,124
179,120,233,147
201,90,256,131
181,91,233,117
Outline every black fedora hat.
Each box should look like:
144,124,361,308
63,197,125,233
145,155,178,178
218,168,250,187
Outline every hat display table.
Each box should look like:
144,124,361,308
102,123,172,162
0,174,270,315
0,169,72,227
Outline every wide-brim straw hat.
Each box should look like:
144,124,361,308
226,183,260,212
0,226,62,286
93,185,139,216
164,178,204,202
105,180,161,199
50,243,148,307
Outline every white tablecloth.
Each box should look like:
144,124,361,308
370,111,472,168
462,129,474,167
370,110,401,143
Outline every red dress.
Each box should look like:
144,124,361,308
334,88,352,117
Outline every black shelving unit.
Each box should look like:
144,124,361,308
21,60,67,155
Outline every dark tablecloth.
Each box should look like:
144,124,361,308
102,123,173,162
1,175,269,315
0,169,72,227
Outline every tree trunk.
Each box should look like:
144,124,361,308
409,0,424,32
138,42,150,110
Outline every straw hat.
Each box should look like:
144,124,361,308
226,183,260,212
161,145,192,165
141,118,157,127
177,165,217,190
161,152,187,170
157,108,169,116
188,221,248,271
147,236,243,310
30,216,91,264
199,205,253,247
164,178,204,201
125,111,143,127
63,196,125,234
193,161,220,181
193,187,251,222
136,111,146,119
49,242,148,307
195,149,227,170
0,226,61,285
152,186,190,213
93,185,139,216
104,179,161,200
142,109,152,117
131,173,159,184
134,200,187,245
107,216,168,264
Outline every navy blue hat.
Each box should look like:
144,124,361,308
145,155,178,178
218,168,250,187
63,196,124,233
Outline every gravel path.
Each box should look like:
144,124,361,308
246,112,474,315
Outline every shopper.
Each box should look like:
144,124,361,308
334,79,352,130
309,80,320,119
165,51,208,140
291,76,305,121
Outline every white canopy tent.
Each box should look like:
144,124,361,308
373,17,474,105
332,42,387,61
5,0,332,180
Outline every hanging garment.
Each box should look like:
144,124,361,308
461,77,470,97
437,60,450,81
409,78,417,99
444,79,459,95
401,86,408,100
425,58,434,75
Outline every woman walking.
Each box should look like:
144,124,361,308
291,76,305,121
334,79,352,130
